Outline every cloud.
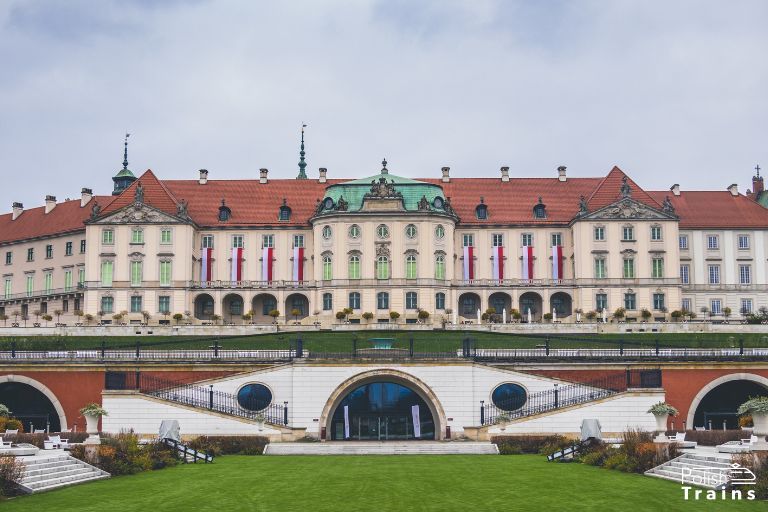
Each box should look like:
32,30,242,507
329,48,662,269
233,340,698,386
0,0,766,210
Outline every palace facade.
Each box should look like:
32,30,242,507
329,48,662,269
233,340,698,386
1,150,767,326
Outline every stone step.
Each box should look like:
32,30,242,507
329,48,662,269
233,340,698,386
265,442,499,456
27,474,110,494
22,460,81,472
23,466,97,484
645,454,731,490
15,454,110,494
23,470,105,490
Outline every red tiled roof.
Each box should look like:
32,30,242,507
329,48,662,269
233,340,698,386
101,170,181,216
0,197,110,245
586,166,661,211
648,190,768,229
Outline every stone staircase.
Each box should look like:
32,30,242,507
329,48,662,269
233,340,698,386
645,452,734,489
264,441,499,455
16,453,110,494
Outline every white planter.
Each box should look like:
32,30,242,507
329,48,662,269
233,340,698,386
752,412,768,437
653,413,669,433
84,413,101,435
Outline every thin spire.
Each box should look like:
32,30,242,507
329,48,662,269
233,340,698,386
297,124,308,179
123,133,130,171
756,163,761,178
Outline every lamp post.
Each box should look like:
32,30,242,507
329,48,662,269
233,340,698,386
283,401,289,426
554,383,559,409
480,400,485,425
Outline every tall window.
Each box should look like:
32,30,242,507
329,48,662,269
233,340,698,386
594,258,606,279
435,254,446,280
653,293,665,310
25,275,33,296
651,257,664,278
161,229,172,244
130,296,143,313
102,229,114,245
322,293,333,311
521,233,533,247
679,235,688,249
738,234,750,250
405,254,417,279
551,233,562,247
622,226,634,241
100,261,113,287
78,268,85,286
131,261,143,286
681,298,692,312
492,234,504,247
377,292,389,310
45,244,53,259
158,296,171,314
405,291,418,310
707,235,719,250
348,255,361,280
739,265,752,285
680,264,690,285
376,256,389,280
261,296,276,316
131,228,144,244
293,235,305,248
435,292,446,310
262,234,274,248
348,292,361,310
4,252,11,265
3,279,10,299
100,296,114,314
624,293,636,310
594,226,605,241
80,239,86,253
462,234,474,247
741,299,753,315
650,226,662,241
44,272,52,293
322,255,333,280
232,235,244,248
27,248,34,261
622,258,635,278
710,299,722,315
708,265,720,285
596,293,608,311
159,261,172,286
64,270,72,291
202,235,214,248
65,242,73,256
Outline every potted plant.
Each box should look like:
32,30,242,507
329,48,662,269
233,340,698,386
737,397,768,438
640,308,652,322
647,402,678,435
543,312,553,322
42,314,53,326
80,403,108,438
173,313,184,324
53,309,63,324
417,309,430,323
723,307,732,323
141,310,151,325
291,308,301,324
585,310,597,322
0,313,7,327
362,312,374,323
389,311,401,322
253,412,266,431
335,310,347,323
613,307,626,322
670,310,683,322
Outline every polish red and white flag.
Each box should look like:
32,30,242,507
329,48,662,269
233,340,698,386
552,245,564,280
200,247,213,284
293,246,304,281
262,247,274,282
492,246,504,280
231,247,243,282
463,246,474,280
521,246,534,280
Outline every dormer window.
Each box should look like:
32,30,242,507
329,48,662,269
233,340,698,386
279,199,292,221
475,197,488,220
533,197,547,219
218,199,231,222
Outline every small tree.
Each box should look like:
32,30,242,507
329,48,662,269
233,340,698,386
241,312,252,324
141,310,151,324
112,312,124,324
389,311,401,321
291,308,301,323
613,307,626,321
640,308,652,321
41,314,53,326
97,310,105,323
211,314,221,325
162,310,171,323
53,309,63,324
343,307,353,317
0,314,7,326
700,306,710,318
32,309,41,324
723,307,732,320
585,310,597,321
74,309,84,323
268,309,280,324
418,310,430,322
543,312,553,322
84,313,94,325
12,310,20,324
362,312,374,322
246,309,255,324
172,313,184,324
335,311,347,322
670,310,683,322
22,314,28,327
184,310,193,323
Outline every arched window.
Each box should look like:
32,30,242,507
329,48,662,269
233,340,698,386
322,255,333,281
218,200,231,222
278,199,291,221
475,198,488,220
376,224,390,239
405,291,418,310
348,255,361,280
322,225,332,240
323,292,333,311
405,254,417,279
348,224,360,239
377,292,389,310
533,197,547,219
405,224,417,239
376,256,389,280
348,292,361,310
434,253,445,280
435,292,446,310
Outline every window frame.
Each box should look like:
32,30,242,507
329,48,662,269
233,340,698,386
377,291,389,310
405,291,418,310
594,226,605,241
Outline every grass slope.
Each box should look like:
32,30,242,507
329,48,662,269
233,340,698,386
4,455,762,511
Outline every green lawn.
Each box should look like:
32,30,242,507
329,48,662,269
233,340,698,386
1,330,766,352
3,455,763,511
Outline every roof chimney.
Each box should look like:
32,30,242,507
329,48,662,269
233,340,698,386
441,167,450,183
557,166,567,182
318,167,327,184
728,183,739,196
670,184,680,196
198,169,208,185
80,188,93,207
44,195,57,214
500,166,510,182
11,202,23,220
259,168,269,184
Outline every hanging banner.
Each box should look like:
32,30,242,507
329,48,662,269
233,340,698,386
552,245,563,280
411,405,421,438
344,405,350,439
521,246,534,280
463,246,474,280
492,246,504,280
200,247,213,284
262,247,274,282
231,247,243,282
293,246,304,281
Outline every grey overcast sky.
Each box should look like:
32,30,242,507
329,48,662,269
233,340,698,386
0,0,766,210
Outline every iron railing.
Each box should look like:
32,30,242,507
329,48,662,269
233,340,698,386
105,372,288,426
481,369,662,425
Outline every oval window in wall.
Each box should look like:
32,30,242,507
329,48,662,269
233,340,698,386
237,383,273,411
491,383,527,411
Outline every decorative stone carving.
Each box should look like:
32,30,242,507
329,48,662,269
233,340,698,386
417,195,430,211
335,196,349,211
582,197,676,220
375,243,391,258
135,183,145,203
94,202,183,225
620,176,631,198
90,202,101,220
578,195,589,215
176,199,189,218
662,196,675,214
365,177,402,199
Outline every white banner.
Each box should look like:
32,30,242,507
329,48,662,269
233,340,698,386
344,405,350,439
411,405,421,438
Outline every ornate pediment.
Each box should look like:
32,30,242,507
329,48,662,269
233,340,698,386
580,197,677,221
90,202,188,225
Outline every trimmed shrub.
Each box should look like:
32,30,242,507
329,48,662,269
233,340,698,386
0,455,24,497
70,432,178,476
187,436,268,456
681,429,745,446
491,435,571,455
604,452,637,472
0,418,23,433
733,453,768,499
